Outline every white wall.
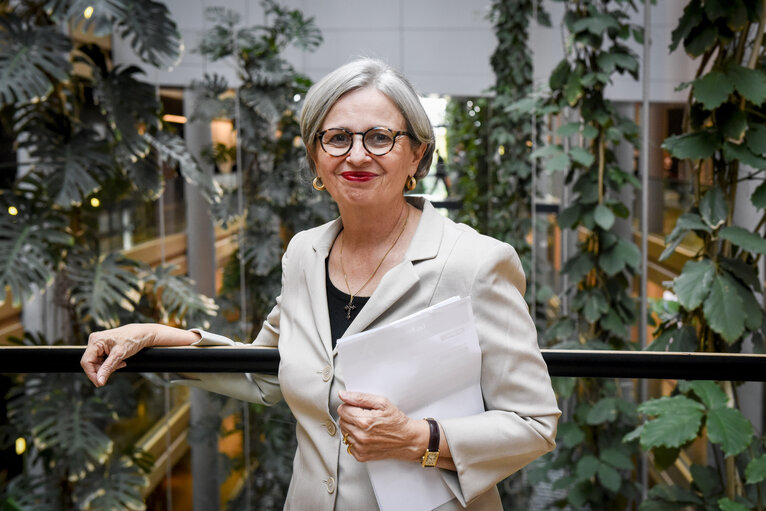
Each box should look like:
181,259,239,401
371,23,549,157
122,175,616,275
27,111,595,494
112,0,696,101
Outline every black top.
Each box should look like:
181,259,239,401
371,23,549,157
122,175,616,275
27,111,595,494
326,258,369,348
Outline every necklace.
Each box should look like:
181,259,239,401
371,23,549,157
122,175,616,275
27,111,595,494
339,206,409,320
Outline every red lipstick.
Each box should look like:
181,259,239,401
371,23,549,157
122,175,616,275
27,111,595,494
341,171,377,182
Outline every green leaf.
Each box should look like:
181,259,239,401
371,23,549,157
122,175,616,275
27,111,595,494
718,107,748,141
114,0,182,69
691,464,723,497
599,241,629,276
594,204,616,230
692,71,733,110
94,61,159,160
576,455,600,479
707,407,753,456
686,25,717,57
719,225,766,254
145,131,223,205
718,498,751,511
124,157,163,200
144,265,218,328
745,124,766,155
557,421,585,448
582,124,599,139
723,141,766,169
69,252,143,329
557,122,581,137
598,463,622,492
727,64,766,105
0,200,72,307
670,0,703,52
550,59,570,90
673,260,715,310
565,68,583,106
662,131,719,160
704,273,746,343
0,15,72,105
74,455,149,511
745,454,766,484
686,381,728,409
581,288,609,323
674,212,714,233
638,396,704,449
699,187,729,229
563,252,593,282
751,180,766,208
570,146,595,167
720,257,762,289
601,448,634,470
587,397,619,425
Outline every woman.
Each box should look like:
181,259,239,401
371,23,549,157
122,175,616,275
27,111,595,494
82,58,560,510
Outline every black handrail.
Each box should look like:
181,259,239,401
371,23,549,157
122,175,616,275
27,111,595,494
1,346,765,381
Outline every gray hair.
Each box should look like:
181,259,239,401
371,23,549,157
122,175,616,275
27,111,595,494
300,58,435,179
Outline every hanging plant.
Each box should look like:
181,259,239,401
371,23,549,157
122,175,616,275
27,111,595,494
510,0,644,508
625,1,766,509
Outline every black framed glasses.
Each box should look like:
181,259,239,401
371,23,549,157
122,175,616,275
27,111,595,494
317,127,412,157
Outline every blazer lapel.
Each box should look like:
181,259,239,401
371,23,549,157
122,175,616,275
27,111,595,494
305,218,342,361
342,199,444,338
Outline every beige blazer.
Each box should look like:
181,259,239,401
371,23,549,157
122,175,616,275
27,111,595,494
188,198,560,510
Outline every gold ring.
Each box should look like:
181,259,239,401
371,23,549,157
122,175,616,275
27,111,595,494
342,432,349,445
347,444,352,455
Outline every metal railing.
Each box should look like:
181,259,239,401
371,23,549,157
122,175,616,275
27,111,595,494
2,346,765,381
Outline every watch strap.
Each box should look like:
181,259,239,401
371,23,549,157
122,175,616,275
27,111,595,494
422,418,440,467
425,418,439,452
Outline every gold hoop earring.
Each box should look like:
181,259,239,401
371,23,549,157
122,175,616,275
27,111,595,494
406,175,417,191
313,176,326,191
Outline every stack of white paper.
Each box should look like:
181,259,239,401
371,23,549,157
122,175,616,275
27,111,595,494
336,296,485,511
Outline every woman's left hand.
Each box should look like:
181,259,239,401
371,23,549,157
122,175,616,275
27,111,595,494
337,390,428,463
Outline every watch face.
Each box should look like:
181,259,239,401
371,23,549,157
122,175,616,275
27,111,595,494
423,452,439,467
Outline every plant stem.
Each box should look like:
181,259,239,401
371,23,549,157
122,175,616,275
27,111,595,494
598,136,605,204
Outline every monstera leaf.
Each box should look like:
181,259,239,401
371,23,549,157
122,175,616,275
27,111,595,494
47,0,181,69
123,156,164,200
0,474,62,511
0,14,72,106
68,251,143,328
144,264,218,327
74,455,149,511
264,0,323,52
91,59,160,160
145,131,223,204
0,204,72,306
115,0,182,69
7,376,115,482
189,74,234,122
26,127,114,207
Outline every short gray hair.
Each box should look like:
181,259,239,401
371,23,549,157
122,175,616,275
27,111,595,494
300,58,435,179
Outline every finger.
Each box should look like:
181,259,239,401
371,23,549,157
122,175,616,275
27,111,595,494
81,343,106,386
338,390,387,410
96,347,126,386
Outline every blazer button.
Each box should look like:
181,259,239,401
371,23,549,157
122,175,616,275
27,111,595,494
321,365,332,382
326,421,337,436
325,476,336,494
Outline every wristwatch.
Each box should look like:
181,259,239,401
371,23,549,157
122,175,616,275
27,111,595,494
421,418,440,467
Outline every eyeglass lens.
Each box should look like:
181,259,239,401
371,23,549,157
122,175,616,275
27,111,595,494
320,128,396,156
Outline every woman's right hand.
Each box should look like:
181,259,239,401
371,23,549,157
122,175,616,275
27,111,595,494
81,323,158,387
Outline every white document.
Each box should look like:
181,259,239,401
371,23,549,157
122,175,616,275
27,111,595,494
336,296,485,511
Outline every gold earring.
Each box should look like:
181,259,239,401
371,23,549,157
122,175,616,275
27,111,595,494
406,175,417,191
313,176,326,191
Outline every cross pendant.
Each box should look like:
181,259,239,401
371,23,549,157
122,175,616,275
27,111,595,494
344,302,356,320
